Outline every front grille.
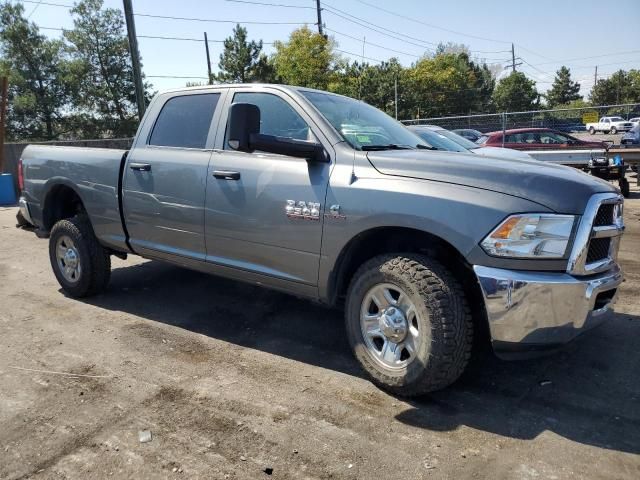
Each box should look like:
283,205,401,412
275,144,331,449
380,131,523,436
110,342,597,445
587,238,611,263
594,204,614,226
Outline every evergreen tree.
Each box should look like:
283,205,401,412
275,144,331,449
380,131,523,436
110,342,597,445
215,24,263,83
546,66,581,107
0,3,72,140
64,0,149,137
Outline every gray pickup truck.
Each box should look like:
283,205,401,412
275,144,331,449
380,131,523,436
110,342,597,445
19,84,625,396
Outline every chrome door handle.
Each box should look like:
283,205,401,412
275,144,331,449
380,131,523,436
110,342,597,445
213,170,240,180
130,163,151,171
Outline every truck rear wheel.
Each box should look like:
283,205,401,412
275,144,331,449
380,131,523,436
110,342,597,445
345,254,473,396
49,215,111,298
611,126,617,134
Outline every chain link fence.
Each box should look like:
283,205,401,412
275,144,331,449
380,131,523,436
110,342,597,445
401,103,640,136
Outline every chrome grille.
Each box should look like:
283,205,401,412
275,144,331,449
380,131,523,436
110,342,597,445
593,204,614,226
586,238,611,263
567,193,624,275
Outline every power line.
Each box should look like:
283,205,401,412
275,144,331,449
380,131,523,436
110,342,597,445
224,0,315,8
20,0,311,25
326,27,421,58
26,0,43,18
322,3,437,50
530,50,640,66
38,27,276,44
147,75,209,79
334,48,385,64
353,0,511,45
133,12,309,25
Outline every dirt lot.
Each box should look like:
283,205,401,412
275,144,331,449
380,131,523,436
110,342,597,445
1,178,639,480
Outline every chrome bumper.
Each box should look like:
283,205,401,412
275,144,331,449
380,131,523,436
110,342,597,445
474,265,623,354
18,196,34,225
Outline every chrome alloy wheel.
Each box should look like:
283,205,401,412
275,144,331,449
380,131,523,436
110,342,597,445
360,283,421,370
55,235,81,283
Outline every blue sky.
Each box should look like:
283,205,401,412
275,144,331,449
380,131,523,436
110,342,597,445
17,0,640,103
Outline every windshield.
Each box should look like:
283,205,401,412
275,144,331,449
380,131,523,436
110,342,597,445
409,128,468,152
301,91,429,150
432,128,481,149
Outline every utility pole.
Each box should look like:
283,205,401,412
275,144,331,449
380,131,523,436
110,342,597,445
394,74,398,120
123,0,146,120
315,0,323,36
204,32,213,85
511,43,516,72
594,65,598,86
0,77,7,173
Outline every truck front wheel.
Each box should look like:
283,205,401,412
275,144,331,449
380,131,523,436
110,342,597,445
589,127,596,135
49,215,111,298
345,254,473,396
611,126,617,134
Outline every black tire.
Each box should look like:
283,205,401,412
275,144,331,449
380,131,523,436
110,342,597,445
589,127,596,135
620,177,630,198
611,126,617,135
345,254,473,396
49,215,111,297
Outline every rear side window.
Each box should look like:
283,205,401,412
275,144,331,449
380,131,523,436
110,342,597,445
149,93,220,149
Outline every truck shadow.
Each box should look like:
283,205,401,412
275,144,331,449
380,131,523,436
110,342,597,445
82,260,640,455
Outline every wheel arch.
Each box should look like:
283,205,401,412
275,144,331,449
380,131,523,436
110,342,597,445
41,180,87,231
327,226,490,350
327,226,488,340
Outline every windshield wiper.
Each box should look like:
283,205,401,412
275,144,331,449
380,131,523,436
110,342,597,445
416,144,436,150
361,144,416,151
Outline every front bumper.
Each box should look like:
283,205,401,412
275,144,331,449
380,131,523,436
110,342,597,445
474,265,622,357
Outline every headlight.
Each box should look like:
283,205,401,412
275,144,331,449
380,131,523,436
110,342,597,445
608,157,615,166
481,214,576,259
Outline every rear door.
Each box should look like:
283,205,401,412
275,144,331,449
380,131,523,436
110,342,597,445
123,90,225,260
204,87,332,288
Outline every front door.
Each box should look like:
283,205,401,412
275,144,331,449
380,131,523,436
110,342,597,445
204,88,332,287
123,91,223,260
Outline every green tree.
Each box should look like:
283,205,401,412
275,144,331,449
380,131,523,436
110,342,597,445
492,72,538,112
546,66,581,107
0,3,72,140
330,59,407,117
589,69,640,105
251,53,278,83
272,26,337,89
64,0,147,137
215,24,264,83
408,52,493,117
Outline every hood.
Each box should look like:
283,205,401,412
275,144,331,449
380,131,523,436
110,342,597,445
471,146,533,161
366,150,617,214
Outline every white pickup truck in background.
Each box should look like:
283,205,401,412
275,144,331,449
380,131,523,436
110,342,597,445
586,116,634,134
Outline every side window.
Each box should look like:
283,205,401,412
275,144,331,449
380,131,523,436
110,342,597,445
226,92,314,149
149,93,220,149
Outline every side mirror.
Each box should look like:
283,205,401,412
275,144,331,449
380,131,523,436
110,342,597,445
228,103,260,152
227,102,328,162
250,134,328,162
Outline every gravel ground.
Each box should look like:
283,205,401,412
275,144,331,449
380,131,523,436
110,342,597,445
1,175,639,480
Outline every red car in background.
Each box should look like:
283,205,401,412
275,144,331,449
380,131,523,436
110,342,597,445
477,128,608,150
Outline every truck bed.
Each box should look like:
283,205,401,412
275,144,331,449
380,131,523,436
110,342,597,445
21,144,129,251
522,148,605,167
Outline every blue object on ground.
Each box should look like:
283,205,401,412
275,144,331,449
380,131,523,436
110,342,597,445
0,173,17,205
614,154,623,166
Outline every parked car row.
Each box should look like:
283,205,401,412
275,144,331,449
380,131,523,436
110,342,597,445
477,128,607,151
